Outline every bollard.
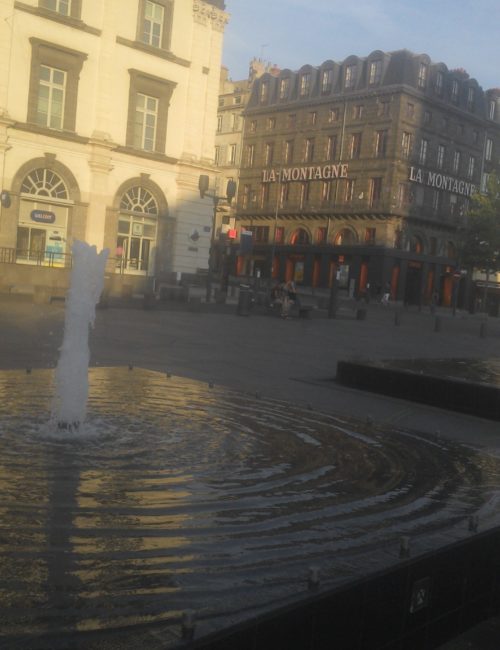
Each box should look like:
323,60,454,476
181,610,196,641
434,316,442,332
308,566,321,590
399,536,410,558
468,515,479,533
480,322,488,338
394,311,401,326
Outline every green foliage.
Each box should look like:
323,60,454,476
462,173,500,273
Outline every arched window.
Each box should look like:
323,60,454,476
290,228,310,245
17,168,70,265
334,228,356,245
409,235,424,254
116,186,159,274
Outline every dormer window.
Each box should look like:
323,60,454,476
259,80,269,103
451,79,459,103
417,62,428,89
344,64,356,89
299,72,311,97
321,69,333,94
435,71,444,95
369,60,382,85
278,77,289,100
467,87,475,111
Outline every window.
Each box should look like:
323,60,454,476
453,150,461,174
321,69,333,94
242,184,252,209
267,117,276,130
375,130,388,158
317,226,328,243
472,129,479,144
378,101,390,117
344,64,356,89
117,186,158,274
424,110,432,125
143,1,164,47
126,70,176,153
284,140,294,164
216,115,223,132
326,135,337,161
369,177,382,207
481,173,490,193
299,183,310,208
275,226,285,243
249,120,257,133
214,145,220,165
485,138,493,161
232,114,240,131
234,95,241,104
35,65,66,129
28,38,86,132
467,87,475,111
259,80,269,103
419,138,428,165
137,0,173,50
417,62,428,88
451,79,459,103
40,0,71,16
299,72,311,97
245,225,269,243
401,132,413,158
287,114,296,129
244,144,255,167
349,132,362,159
406,102,415,118
329,107,340,122
218,97,224,107
441,117,449,131
369,60,382,85
279,183,289,208
432,190,441,212
260,179,269,208
303,138,315,163
228,143,237,164
489,100,496,120
133,93,158,151
352,104,364,120
437,144,445,169
264,142,274,166
435,71,444,95
344,178,355,203
321,182,332,203
467,155,475,179
365,228,376,244
309,111,317,126
397,183,411,207
279,77,290,100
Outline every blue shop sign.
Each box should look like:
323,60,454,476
31,210,56,224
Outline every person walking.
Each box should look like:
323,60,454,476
281,279,297,318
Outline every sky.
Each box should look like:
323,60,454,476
221,0,500,90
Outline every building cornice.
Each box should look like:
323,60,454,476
193,0,229,32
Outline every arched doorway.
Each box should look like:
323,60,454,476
115,186,159,275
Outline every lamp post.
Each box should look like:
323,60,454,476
198,175,236,302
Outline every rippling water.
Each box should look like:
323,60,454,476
0,368,498,648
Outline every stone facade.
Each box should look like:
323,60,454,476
234,50,500,308
0,0,228,295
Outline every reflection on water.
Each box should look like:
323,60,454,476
0,368,499,648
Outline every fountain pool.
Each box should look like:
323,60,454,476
1,366,499,648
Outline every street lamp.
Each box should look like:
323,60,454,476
198,175,236,302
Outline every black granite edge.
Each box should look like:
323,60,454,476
336,360,500,421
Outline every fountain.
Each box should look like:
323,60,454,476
1,244,500,648
52,240,109,430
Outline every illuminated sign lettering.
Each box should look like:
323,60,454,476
262,163,348,183
409,166,476,197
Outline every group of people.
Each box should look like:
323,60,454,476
271,280,298,318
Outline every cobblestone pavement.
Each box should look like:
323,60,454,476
1,294,499,648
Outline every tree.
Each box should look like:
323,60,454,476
461,172,500,311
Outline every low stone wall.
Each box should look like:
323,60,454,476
189,525,500,650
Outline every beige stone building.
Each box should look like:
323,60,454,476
0,0,227,297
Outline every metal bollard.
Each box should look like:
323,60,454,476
399,536,411,558
181,610,196,641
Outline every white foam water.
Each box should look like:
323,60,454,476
51,240,109,429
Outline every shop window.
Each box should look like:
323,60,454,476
290,228,310,245
17,168,70,266
116,186,158,274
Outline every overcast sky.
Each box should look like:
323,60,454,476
222,0,500,90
